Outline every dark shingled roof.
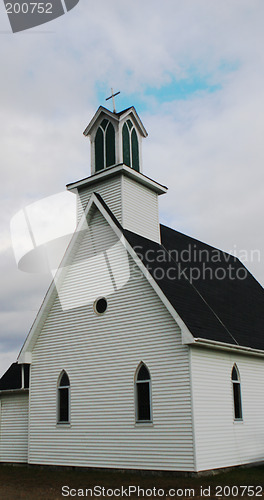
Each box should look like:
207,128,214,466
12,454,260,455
124,224,264,351
0,363,30,391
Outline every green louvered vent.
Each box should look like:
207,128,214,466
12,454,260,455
95,119,116,172
122,120,140,171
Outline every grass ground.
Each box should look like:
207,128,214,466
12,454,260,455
0,463,263,500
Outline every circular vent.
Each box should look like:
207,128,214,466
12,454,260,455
94,297,108,315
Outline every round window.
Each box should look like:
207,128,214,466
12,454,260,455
94,297,108,315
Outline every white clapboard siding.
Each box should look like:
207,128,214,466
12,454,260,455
29,207,194,471
190,346,264,472
76,173,160,243
77,176,122,223
122,176,160,243
0,392,28,463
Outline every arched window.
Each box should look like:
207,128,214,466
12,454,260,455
95,119,116,172
135,363,152,422
122,122,131,167
95,127,104,172
232,365,243,420
131,129,139,171
58,371,70,423
106,122,115,167
122,119,140,171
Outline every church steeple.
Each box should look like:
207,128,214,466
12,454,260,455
67,104,167,244
83,106,148,175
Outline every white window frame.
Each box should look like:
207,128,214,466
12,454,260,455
134,362,153,424
232,364,243,422
57,370,71,426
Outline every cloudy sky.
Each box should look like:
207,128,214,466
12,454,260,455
0,0,264,376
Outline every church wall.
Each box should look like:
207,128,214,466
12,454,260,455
122,176,160,243
28,209,195,471
0,392,28,463
75,173,160,243
76,176,122,223
190,346,264,472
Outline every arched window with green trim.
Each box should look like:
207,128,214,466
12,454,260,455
122,120,140,171
94,119,116,172
95,127,104,172
122,122,131,167
131,128,139,171
106,122,115,167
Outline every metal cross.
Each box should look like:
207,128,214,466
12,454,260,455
106,88,120,113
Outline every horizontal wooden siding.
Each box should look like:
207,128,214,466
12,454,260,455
190,346,264,471
0,392,28,463
29,209,194,471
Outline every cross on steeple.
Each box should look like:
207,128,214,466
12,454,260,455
106,88,120,114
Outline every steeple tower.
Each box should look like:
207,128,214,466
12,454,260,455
67,105,167,243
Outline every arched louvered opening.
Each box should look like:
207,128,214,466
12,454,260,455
231,364,243,420
122,120,140,171
58,370,70,423
106,122,116,167
95,119,116,171
131,128,139,171
122,122,131,167
95,127,104,172
135,362,152,422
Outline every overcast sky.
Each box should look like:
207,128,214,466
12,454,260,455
0,1,264,376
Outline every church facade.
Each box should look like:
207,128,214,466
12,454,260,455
1,105,264,473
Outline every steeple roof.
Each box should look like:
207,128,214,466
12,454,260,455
83,105,148,138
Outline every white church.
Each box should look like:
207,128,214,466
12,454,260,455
1,103,264,473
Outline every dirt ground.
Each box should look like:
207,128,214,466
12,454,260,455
0,463,263,500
